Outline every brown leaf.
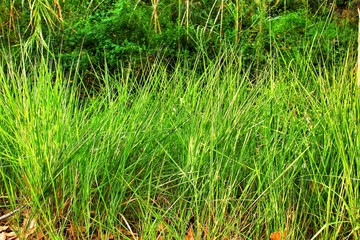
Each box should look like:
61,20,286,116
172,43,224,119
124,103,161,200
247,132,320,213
66,223,77,239
184,225,194,240
5,231,17,240
270,230,287,240
36,231,45,240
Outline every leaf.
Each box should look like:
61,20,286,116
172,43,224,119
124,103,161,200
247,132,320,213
184,225,194,240
36,231,45,239
0,232,5,240
4,231,17,239
270,230,287,240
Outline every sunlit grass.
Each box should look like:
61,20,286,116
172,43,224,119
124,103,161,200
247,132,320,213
0,42,359,239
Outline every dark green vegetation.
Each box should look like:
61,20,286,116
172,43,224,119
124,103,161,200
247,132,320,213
0,0,359,239
1,0,358,76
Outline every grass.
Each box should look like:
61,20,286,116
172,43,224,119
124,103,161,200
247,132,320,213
0,41,359,239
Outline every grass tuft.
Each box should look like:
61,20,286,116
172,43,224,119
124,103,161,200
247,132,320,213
0,42,359,239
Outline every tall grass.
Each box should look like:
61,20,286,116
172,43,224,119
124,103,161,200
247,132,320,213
0,42,359,239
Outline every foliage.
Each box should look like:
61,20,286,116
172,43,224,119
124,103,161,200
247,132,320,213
0,42,359,239
267,9,356,59
0,0,357,137
1,2,360,239
1,0,358,77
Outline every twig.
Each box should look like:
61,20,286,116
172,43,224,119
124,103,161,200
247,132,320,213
0,206,25,221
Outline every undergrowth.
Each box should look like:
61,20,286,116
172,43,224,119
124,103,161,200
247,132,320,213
0,39,359,239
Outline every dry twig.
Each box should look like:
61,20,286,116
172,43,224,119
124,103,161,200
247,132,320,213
0,206,25,222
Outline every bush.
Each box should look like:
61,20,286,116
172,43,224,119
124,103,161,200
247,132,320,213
1,0,357,80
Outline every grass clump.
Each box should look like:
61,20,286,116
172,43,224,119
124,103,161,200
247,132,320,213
0,41,359,239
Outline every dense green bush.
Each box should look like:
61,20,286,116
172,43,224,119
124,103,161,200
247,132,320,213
0,0,358,78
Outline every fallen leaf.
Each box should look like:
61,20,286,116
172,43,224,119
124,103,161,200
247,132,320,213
184,225,194,240
36,231,45,239
270,230,287,240
0,232,5,240
0,226,8,232
5,231,17,240
66,223,77,239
